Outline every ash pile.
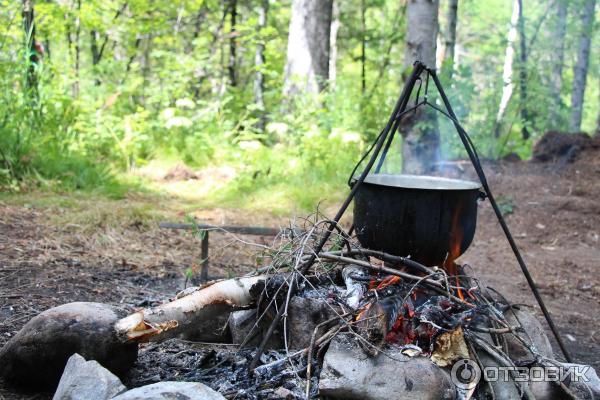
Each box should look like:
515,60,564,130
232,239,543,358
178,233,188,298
1,215,599,400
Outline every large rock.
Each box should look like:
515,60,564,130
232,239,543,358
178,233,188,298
287,296,339,349
562,363,600,400
319,333,455,400
229,309,283,349
53,353,126,400
504,307,554,361
112,382,225,400
0,302,138,389
229,309,258,346
502,307,566,399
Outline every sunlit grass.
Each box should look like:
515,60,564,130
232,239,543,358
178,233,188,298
0,162,352,229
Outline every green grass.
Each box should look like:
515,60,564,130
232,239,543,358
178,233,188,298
0,153,354,230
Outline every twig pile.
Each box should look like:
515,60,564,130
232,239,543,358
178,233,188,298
235,212,577,400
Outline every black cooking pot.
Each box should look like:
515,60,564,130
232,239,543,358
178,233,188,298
353,174,483,267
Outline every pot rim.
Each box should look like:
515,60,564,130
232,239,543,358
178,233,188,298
360,174,481,191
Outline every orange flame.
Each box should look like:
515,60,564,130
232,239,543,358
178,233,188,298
444,201,465,301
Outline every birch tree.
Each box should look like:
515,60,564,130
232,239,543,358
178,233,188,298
516,0,529,140
443,0,458,73
283,0,334,97
493,0,519,138
569,0,596,132
328,0,340,86
254,0,269,131
401,0,440,174
22,0,37,91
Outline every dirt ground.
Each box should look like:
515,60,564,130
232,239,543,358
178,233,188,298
1,146,599,399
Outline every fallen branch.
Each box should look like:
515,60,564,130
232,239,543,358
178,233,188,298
114,276,266,343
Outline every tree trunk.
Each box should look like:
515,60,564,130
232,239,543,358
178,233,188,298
90,3,126,77
597,69,600,135
360,0,366,94
254,0,269,131
140,37,152,103
90,30,104,86
227,0,237,87
91,30,100,65
569,0,596,132
401,0,440,175
188,4,208,53
443,0,458,73
328,0,340,86
72,0,81,97
548,0,568,127
516,0,529,140
404,0,438,69
283,0,334,97
493,0,519,138
22,0,37,91
43,37,50,60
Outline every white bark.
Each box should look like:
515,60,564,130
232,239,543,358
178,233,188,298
329,0,340,86
114,276,264,342
254,0,268,130
404,0,439,69
283,0,333,96
569,0,596,132
494,0,520,137
402,0,440,175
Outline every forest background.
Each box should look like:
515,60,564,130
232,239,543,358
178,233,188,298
0,0,598,214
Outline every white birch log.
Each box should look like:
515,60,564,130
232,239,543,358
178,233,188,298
114,276,265,343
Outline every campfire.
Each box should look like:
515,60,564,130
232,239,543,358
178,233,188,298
1,62,598,400
119,213,591,400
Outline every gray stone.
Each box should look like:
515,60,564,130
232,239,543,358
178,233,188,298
475,350,522,400
179,304,231,343
562,363,600,400
0,302,138,389
230,309,258,346
318,333,455,400
229,309,283,349
52,353,126,400
518,363,599,400
112,381,225,400
287,296,339,349
504,307,554,360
